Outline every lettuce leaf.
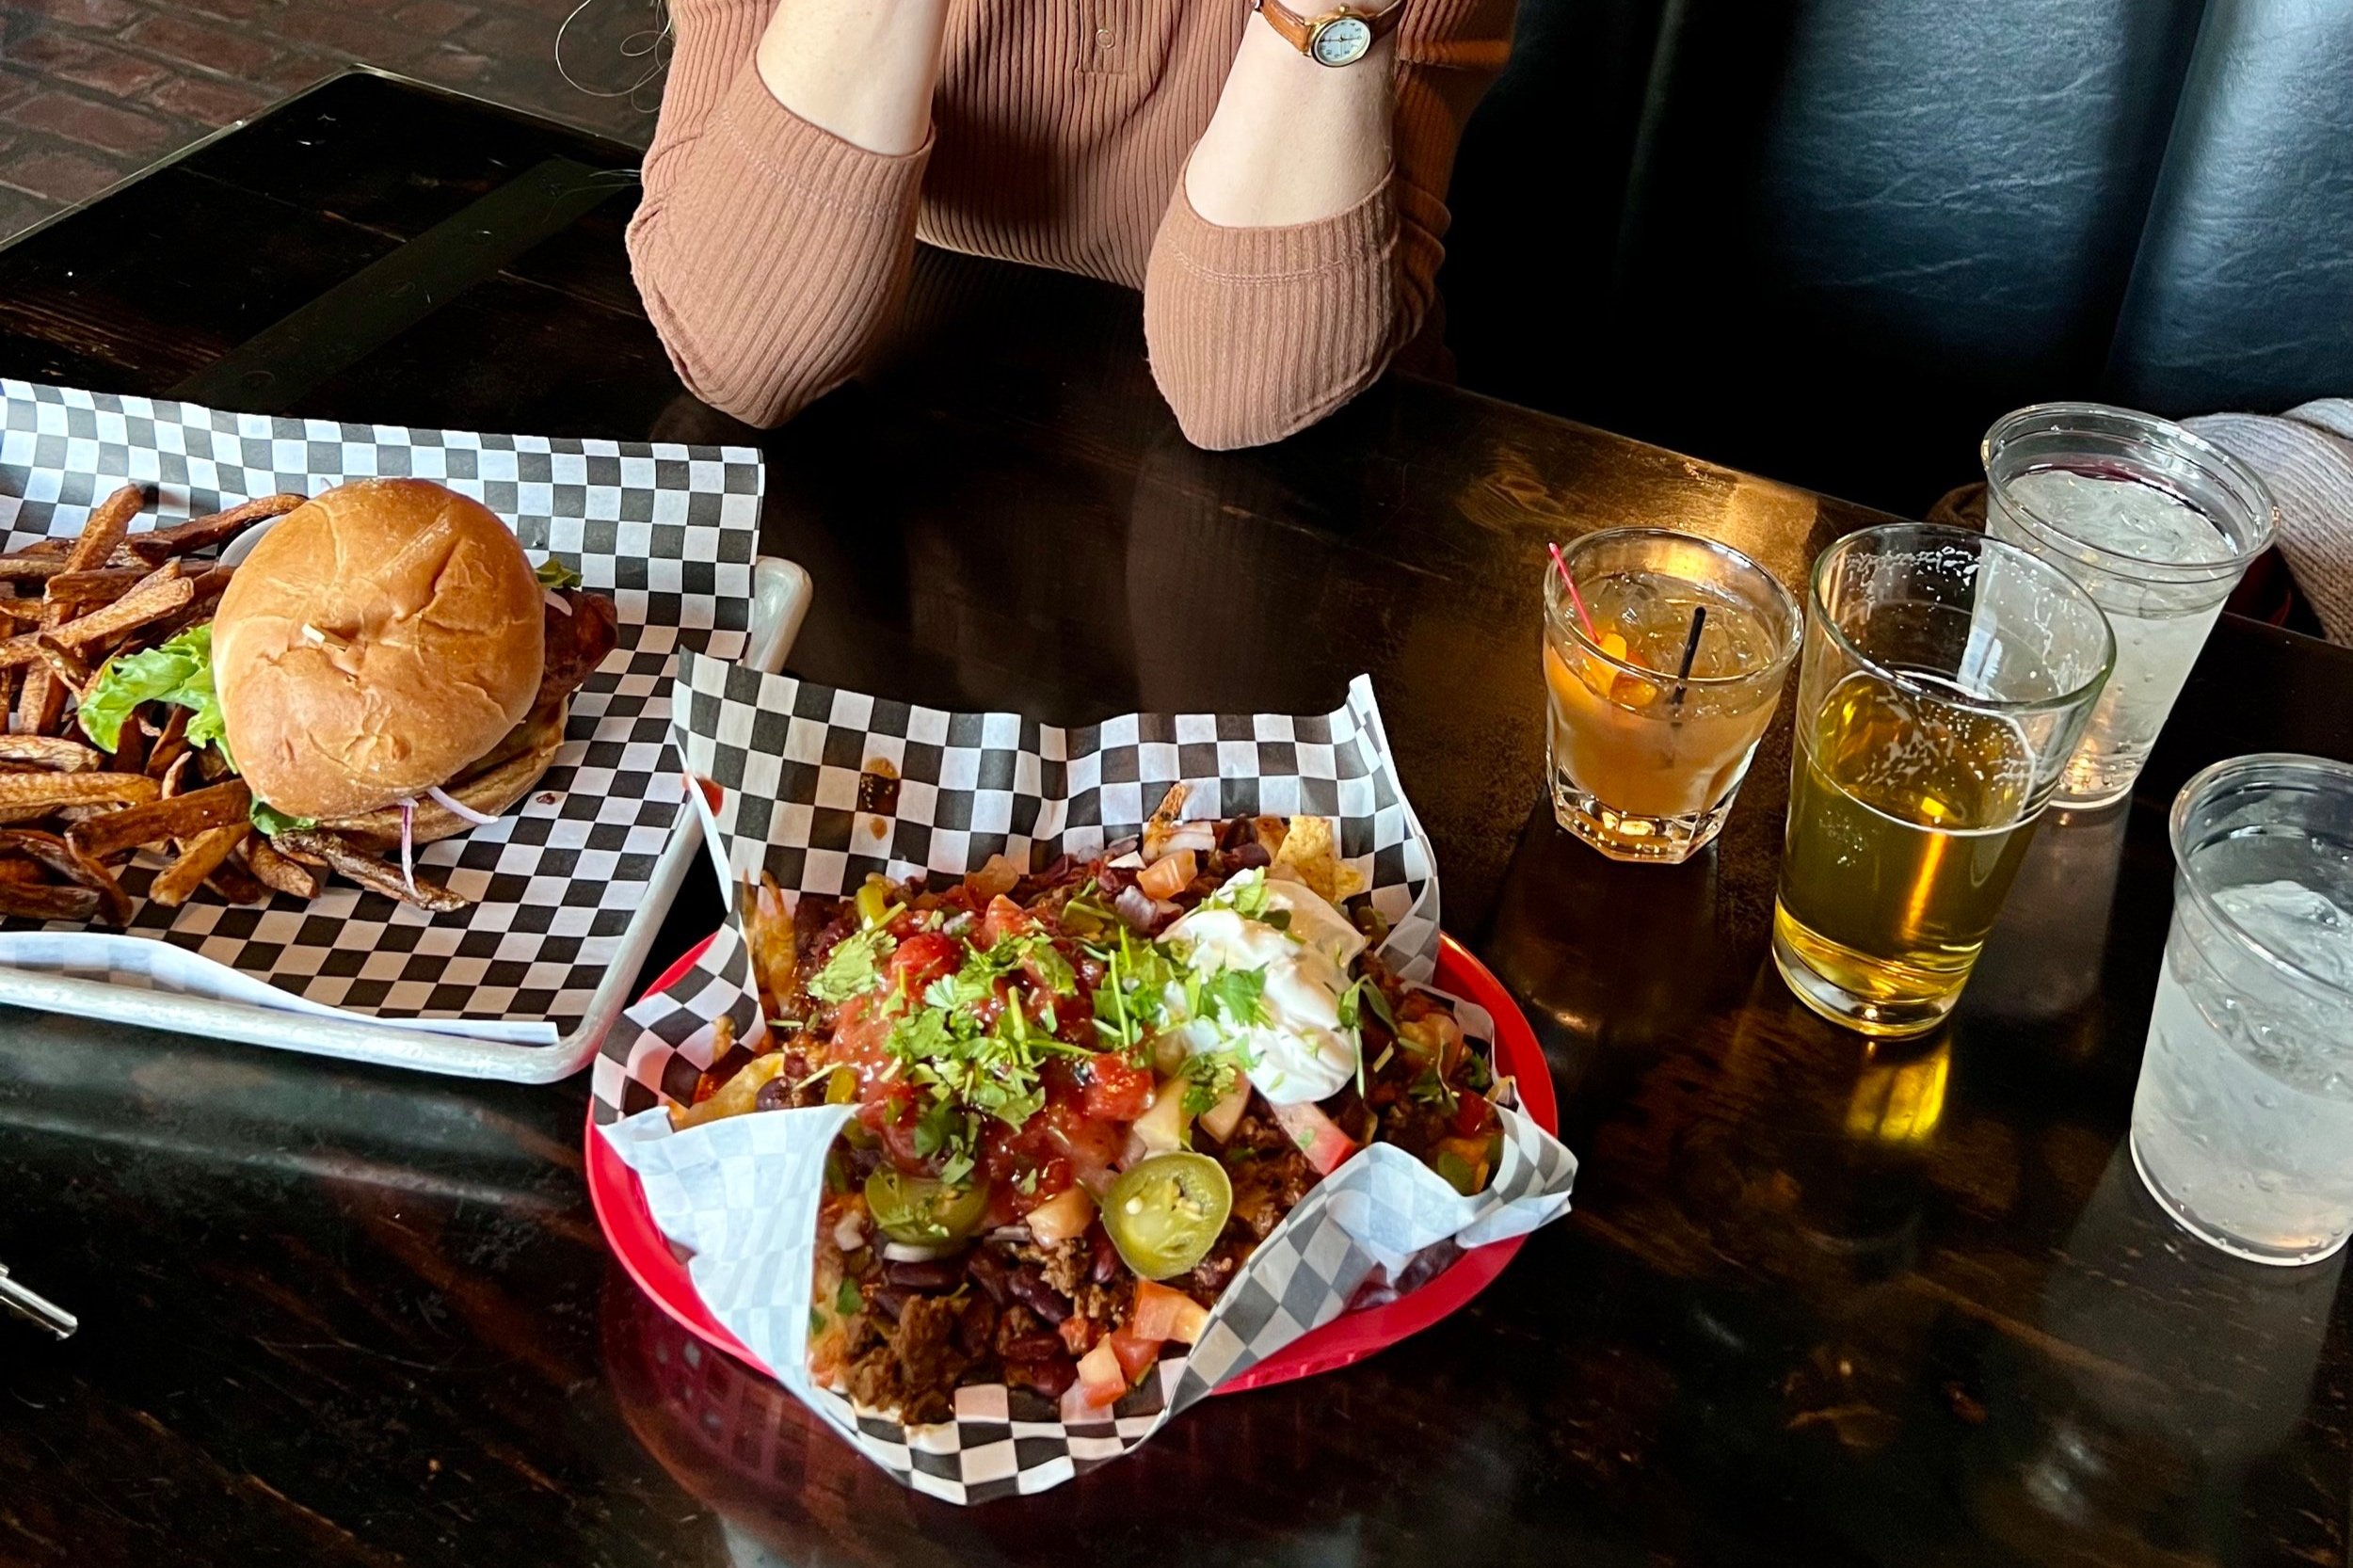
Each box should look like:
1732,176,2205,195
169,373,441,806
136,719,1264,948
535,557,583,590
78,623,231,764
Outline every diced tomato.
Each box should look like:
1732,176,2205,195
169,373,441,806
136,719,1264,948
886,931,961,1000
1128,1280,1209,1345
1136,850,1195,901
1073,1336,1127,1410
1271,1098,1358,1176
1107,1328,1160,1383
1449,1093,1495,1138
829,994,896,1083
1080,1052,1154,1122
979,894,1039,948
1059,1314,1102,1356
857,1085,933,1173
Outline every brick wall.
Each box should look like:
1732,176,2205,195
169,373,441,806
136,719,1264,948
0,0,666,244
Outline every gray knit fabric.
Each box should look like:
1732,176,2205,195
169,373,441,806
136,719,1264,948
2185,400,2353,647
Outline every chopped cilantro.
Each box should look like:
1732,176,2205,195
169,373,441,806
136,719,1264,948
1203,967,1268,1031
1407,1064,1459,1114
1180,1050,1245,1117
1337,975,1398,1034
808,927,894,1004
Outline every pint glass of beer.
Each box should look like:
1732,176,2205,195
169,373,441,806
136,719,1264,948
1772,524,2114,1038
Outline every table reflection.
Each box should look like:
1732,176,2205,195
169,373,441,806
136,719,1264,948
1968,1143,2345,1560
1969,801,2134,1055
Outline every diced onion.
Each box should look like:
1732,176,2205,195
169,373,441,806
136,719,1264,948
1115,886,1176,932
398,799,417,898
1160,823,1218,855
425,784,499,825
833,1212,867,1252
880,1241,956,1263
544,589,572,616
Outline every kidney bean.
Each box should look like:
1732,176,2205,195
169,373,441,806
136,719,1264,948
1089,1227,1121,1285
883,1257,968,1291
1008,1357,1077,1399
753,1077,792,1112
1005,1267,1071,1324
968,1248,1011,1304
867,1287,910,1322
1000,1332,1064,1361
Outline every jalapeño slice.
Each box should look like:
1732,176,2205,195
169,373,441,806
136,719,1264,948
1102,1152,1233,1281
865,1169,989,1247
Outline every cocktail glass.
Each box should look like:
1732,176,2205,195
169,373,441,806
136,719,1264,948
2130,754,2353,1265
1982,403,2277,808
1542,528,1801,864
1772,524,2114,1038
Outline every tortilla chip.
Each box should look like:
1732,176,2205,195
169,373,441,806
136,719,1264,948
1270,814,1342,902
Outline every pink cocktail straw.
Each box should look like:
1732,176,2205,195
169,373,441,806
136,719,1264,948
1547,540,1599,641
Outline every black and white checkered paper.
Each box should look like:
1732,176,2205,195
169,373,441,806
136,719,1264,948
0,379,762,1041
597,665,1579,1500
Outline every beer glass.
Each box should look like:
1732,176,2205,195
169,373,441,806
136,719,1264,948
1773,524,2114,1038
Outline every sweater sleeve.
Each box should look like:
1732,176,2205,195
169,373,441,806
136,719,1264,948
626,0,932,427
1141,0,1513,450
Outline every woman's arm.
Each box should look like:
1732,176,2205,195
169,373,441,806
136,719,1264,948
1143,0,1513,450
627,0,951,427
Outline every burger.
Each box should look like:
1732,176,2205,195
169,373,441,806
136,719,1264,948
212,478,616,888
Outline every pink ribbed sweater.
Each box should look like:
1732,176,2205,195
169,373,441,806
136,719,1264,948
627,0,1513,449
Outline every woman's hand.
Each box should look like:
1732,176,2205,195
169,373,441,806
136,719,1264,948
1183,3,1401,229
755,0,953,156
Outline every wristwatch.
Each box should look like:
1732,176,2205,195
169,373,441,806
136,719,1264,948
1252,0,1403,67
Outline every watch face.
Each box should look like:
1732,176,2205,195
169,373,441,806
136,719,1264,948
1311,14,1372,65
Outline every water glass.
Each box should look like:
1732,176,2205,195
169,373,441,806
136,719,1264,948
1982,403,2277,808
2130,755,2353,1265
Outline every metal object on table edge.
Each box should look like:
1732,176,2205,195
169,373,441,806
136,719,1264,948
0,557,813,1085
0,1262,76,1338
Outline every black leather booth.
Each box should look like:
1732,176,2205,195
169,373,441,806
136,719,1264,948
1442,0,2353,517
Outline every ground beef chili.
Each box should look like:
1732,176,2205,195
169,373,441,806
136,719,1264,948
680,815,1508,1424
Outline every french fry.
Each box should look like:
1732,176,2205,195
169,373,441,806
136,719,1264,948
41,564,193,652
144,706,190,781
33,635,93,696
0,596,45,624
204,857,271,905
0,539,73,580
0,772,159,811
15,666,61,737
42,567,148,616
159,752,194,799
0,856,40,885
0,737,103,772
276,830,472,914
243,835,323,900
149,822,248,908
65,485,145,572
64,777,248,861
0,830,133,926
107,710,146,775
0,881,102,921
125,493,303,566
147,564,234,647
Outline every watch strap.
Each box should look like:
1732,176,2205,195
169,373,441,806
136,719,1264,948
1253,0,1403,59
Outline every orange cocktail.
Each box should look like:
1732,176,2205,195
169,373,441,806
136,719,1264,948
1542,530,1801,863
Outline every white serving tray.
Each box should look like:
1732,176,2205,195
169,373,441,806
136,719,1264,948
0,557,811,1083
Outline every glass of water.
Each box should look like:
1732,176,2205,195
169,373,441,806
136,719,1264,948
2130,755,2353,1265
1982,404,2277,808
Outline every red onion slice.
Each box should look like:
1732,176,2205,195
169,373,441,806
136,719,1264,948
425,784,499,825
544,589,572,616
399,799,418,898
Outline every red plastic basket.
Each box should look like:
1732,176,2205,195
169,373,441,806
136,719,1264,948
586,930,1556,1395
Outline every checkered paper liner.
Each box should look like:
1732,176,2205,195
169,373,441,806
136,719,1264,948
0,378,762,1041
594,669,1579,1500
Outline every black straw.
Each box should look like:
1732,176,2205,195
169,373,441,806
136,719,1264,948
1671,605,1707,707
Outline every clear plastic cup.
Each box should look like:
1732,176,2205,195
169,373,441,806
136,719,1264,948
2130,755,2353,1264
1982,404,2278,808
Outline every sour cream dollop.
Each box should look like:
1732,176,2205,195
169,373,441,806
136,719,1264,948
1159,869,1369,1105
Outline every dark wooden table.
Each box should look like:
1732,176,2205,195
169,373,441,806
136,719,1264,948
3,71,2351,1568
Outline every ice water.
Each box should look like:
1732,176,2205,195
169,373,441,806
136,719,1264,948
1772,669,2041,1035
1987,468,2238,807
1544,567,1786,858
2132,870,2353,1265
